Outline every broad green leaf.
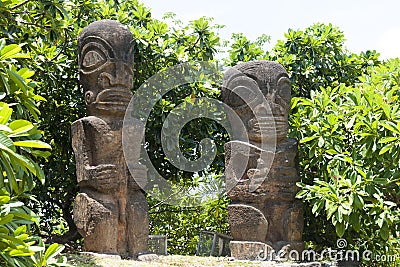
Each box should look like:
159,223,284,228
44,243,64,261
336,209,342,223
0,214,14,225
300,136,317,144
326,203,338,219
380,222,389,240
381,122,400,134
335,222,345,237
353,193,364,209
0,132,14,150
0,153,18,193
6,69,28,94
379,143,394,155
0,143,36,174
0,195,10,205
17,68,34,80
31,150,51,158
326,149,338,155
349,212,361,232
13,225,27,236
13,140,51,149
0,75,10,94
9,249,34,257
0,102,12,124
33,162,45,185
378,136,397,144
0,44,21,60
9,120,33,135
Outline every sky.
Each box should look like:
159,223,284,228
140,0,400,59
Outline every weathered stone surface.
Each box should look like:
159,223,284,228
72,20,148,258
222,61,291,142
222,61,304,257
228,204,268,242
230,241,274,261
73,193,118,253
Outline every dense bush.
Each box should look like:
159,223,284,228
293,59,400,265
269,23,380,97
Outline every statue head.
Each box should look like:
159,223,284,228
222,61,291,142
78,20,134,116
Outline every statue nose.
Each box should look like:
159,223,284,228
98,61,133,89
254,102,272,117
112,61,132,86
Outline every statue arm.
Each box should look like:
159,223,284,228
71,119,92,184
71,118,118,192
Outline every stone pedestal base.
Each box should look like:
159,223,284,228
230,240,306,261
230,241,274,261
274,241,305,256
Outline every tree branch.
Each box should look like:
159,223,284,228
10,0,30,10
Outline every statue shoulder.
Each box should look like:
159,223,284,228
72,116,110,134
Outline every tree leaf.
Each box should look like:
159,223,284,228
0,132,15,150
13,140,51,149
379,143,394,155
0,44,21,60
0,102,12,124
380,222,389,240
8,120,33,135
300,136,317,144
335,222,345,237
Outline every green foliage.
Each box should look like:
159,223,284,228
0,40,51,196
1,0,399,262
0,191,69,266
150,194,229,254
269,23,381,97
0,101,49,194
0,188,37,266
226,23,381,98
224,33,270,65
0,33,67,266
292,59,400,265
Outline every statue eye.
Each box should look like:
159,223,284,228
226,76,260,108
82,50,106,69
229,86,257,107
80,42,109,73
277,77,291,104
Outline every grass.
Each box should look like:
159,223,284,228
66,254,286,267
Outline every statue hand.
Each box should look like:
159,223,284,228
84,164,119,192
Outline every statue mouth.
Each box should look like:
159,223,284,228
248,116,288,139
96,88,133,105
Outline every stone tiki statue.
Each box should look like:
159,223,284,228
72,20,148,257
222,61,304,259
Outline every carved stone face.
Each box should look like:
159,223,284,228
78,20,134,116
222,61,291,142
